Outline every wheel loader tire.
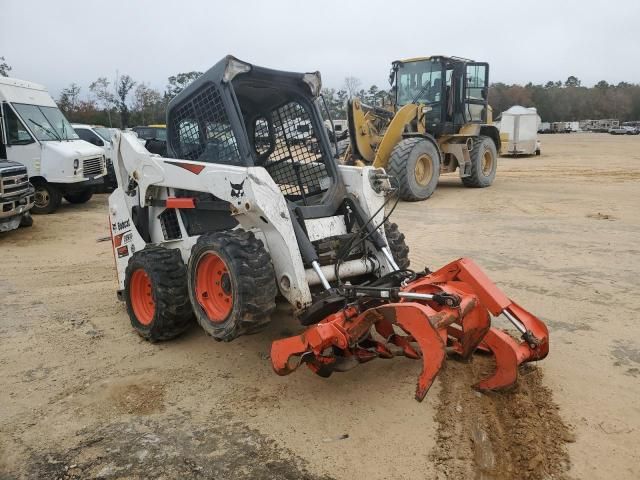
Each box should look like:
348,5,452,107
387,137,440,202
32,181,62,214
462,136,497,188
64,189,93,204
384,221,410,270
124,247,194,342
188,229,277,342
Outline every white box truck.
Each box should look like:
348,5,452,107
0,77,106,214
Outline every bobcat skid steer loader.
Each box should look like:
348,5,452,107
108,56,548,400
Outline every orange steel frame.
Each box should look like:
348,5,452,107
271,258,549,401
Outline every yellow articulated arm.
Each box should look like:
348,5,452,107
372,104,423,169
347,99,423,169
348,98,380,163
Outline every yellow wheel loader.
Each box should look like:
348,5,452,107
345,56,501,201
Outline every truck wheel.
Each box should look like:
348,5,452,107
188,229,277,342
32,182,62,214
388,138,440,201
384,221,410,269
124,247,194,342
462,136,497,188
19,213,33,228
64,189,93,204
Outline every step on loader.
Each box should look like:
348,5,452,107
108,56,548,400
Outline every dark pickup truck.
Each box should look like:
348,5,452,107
0,160,34,232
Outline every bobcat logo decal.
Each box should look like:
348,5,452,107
230,180,245,198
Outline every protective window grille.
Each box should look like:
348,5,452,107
168,84,241,165
257,102,329,200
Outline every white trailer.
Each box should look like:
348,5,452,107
0,77,106,213
499,106,541,156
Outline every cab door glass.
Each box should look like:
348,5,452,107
465,64,488,123
466,64,486,99
5,106,35,145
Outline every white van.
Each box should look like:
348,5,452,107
0,77,106,213
72,123,118,191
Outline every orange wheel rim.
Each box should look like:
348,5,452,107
196,253,232,322
131,269,155,325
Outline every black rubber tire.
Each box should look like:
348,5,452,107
64,189,93,204
384,221,410,270
124,247,194,342
387,137,440,202
32,182,62,214
188,229,277,342
462,136,498,188
19,213,33,228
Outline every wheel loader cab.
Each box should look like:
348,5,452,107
392,56,490,136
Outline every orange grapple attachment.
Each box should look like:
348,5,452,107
270,258,549,401
270,303,449,401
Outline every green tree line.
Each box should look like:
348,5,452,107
2,55,639,126
489,77,640,122
56,71,202,128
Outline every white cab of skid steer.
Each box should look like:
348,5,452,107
108,131,393,309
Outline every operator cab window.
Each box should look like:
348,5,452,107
4,106,34,145
465,64,487,123
245,100,330,202
168,84,241,165
396,60,442,106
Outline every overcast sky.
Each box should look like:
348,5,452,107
2,0,639,99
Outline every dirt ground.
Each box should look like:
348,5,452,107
1,133,639,479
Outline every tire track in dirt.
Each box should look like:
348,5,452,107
430,357,573,480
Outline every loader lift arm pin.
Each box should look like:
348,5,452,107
312,260,332,290
381,246,400,271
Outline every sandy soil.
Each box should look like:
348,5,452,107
1,133,638,479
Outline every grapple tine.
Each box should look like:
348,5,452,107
473,328,519,391
474,302,549,391
270,335,310,376
374,303,447,401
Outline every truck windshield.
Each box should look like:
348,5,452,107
94,127,113,142
134,127,167,141
12,103,80,141
396,60,442,106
